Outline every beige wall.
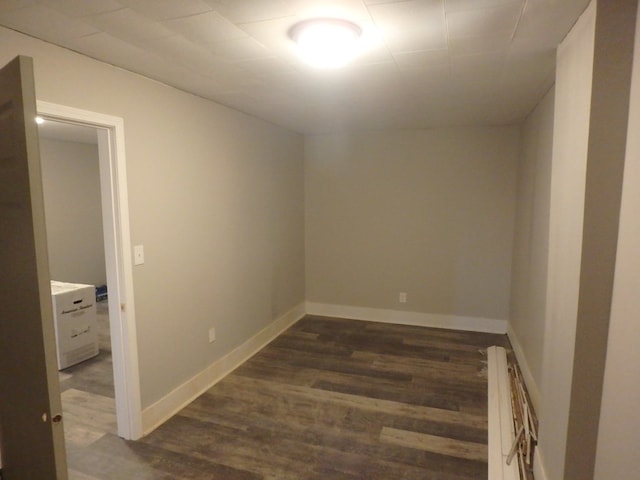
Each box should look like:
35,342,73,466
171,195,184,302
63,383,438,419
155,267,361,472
537,3,594,477
305,127,519,324
594,4,640,478
508,86,555,411
40,137,106,287
0,27,305,408
528,1,638,478
563,1,636,477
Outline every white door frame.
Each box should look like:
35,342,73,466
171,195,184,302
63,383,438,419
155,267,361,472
37,100,143,440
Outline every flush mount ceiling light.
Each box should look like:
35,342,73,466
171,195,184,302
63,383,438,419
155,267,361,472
289,18,362,69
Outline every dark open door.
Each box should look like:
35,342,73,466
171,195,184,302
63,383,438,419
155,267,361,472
0,56,67,478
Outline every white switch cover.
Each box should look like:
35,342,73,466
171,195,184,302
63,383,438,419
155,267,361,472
133,245,144,265
208,327,216,343
399,292,407,303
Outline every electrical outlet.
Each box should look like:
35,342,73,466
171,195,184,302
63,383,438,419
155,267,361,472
399,292,407,303
208,327,216,343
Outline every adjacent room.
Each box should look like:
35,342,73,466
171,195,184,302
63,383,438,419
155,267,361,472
1,1,639,479
38,120,119,458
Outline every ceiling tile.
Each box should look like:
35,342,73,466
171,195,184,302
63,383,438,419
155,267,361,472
343,61,402,86
367,0,447,53
363,0,414,4
237,16,301,62
286,0,373,23
347,33,394,66
116,0,212,21
512,0,590,54
65,31,158,71
496,81,542,122
170,70,241,99
398,94,455,129
447,92,495,124
501,50,555,91
139,35,239,78
0,1,36,13
446,2,523,40
0,5,98,39
84,8,174,43
449,33,511,55
228,78,284,101
259,70,314,97
449,52,506,97
509,33,550,56
401,61,450,84
36,0,124,18
203,0,294,23
0,0,592,133
233,56,297,77
445,0,524,13
496,49,555,121
450,51,506,78
163,11,247,45
394,49,448,68
206,37,271,62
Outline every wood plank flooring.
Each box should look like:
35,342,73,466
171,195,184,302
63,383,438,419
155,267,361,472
62,314,509,479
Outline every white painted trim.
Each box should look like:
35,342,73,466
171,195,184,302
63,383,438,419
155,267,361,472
533,446,549,480
487,346,520,480
488,346,503,479
506,325,541,414
141,302,306,435
305,302,508,334
36,101,143,440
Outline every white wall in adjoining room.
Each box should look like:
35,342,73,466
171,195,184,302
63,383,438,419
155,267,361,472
40,137,106,287
305,126,520,330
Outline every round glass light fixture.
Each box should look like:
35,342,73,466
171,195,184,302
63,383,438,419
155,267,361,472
289,18,362,69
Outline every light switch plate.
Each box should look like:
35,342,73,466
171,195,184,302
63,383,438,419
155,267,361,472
133,245,144,265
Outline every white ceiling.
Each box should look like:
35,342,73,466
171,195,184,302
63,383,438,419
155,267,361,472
0,0,590,134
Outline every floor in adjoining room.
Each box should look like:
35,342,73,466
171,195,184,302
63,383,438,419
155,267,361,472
58,300,118,480
62,313,509,480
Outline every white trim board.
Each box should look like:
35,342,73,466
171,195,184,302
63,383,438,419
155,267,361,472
141,302,306,435
37,101,143,440
487,346,520,480
305,302,508,334
506,326,541,414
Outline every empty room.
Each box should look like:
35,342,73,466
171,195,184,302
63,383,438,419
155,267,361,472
1,1,639,479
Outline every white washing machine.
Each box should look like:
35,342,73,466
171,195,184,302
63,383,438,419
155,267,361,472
50,281,99,370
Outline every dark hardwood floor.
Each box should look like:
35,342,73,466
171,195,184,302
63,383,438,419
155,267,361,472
62,314,509,479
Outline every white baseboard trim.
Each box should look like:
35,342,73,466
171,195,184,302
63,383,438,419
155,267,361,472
141,302,306,435
533,446,548,480
506,325,541,414
305,302,508,334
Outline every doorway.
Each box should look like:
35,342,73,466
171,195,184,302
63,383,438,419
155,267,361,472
39,118,118,447
36,101,143,441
